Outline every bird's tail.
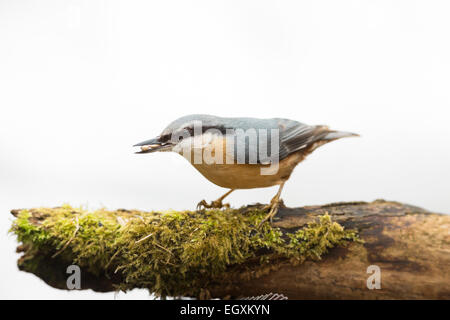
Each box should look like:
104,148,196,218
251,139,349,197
322,130,359,141
305,127,359,152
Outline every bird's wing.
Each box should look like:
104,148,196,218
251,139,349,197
276,120,329,161
223,118,330,164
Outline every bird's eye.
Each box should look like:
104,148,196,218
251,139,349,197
179,136,183,141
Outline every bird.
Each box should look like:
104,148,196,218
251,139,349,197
134,114,358,225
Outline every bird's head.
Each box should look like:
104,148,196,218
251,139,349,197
134,114,225,154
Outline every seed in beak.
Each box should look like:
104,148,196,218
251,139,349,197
140,144,160,152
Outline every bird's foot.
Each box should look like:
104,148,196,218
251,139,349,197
196,199,230,211
261,198,285,211
258,198,283,227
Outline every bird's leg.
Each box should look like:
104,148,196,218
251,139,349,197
197,189,235,210
259,182,285,226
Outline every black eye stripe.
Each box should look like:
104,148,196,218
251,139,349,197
162,125,229,142
159,134,171,142
183,125,227,135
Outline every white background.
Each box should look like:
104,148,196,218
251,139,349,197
1,0,449,299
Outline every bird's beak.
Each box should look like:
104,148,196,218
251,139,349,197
133,137,173,154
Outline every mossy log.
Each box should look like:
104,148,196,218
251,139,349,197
10,200,450,299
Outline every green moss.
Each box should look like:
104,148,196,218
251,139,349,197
10,206,359,297
13,210,51,245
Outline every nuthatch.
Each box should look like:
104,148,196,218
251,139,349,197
134,114,358,225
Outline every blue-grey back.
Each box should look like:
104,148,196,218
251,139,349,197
161,114,328,163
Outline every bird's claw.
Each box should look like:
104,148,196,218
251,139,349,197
196,200,207,211
261,198,285,211
258,198,282,227
196,199,230,211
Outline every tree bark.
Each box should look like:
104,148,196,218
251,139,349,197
11,200,450,299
